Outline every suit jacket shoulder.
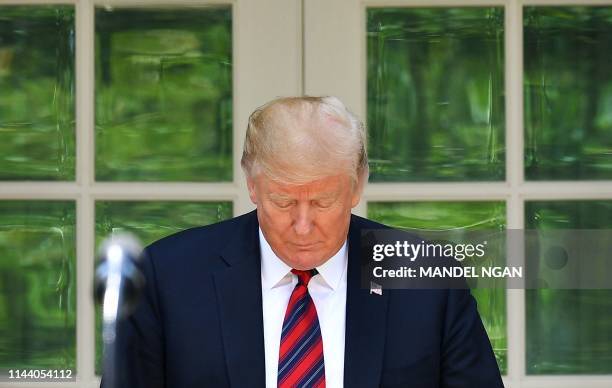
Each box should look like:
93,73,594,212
144,210,259,276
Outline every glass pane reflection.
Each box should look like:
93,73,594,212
0,201,76,370
0,6,75,180
524,7,612,180
367,8,505,182
94,200,232,373
95,7,232,181
368,201,507,374
526,201,612,374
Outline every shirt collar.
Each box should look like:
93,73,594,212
259,227,348,291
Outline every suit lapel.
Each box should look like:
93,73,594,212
213,211,266,388
212,212,389,387
344,215,389,388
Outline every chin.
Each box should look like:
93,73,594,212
289,251,328,270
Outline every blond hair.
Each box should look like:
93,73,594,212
241,96,368,185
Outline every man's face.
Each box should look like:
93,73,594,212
247,173,362,270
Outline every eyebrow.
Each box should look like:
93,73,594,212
267,191,340,201
314,192,339,200
268,192,293,201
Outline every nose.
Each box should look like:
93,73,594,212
292,202,314,236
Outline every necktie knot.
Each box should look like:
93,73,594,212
291,268,317,286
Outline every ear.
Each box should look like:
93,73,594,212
350,174,366,208
247,176,258,205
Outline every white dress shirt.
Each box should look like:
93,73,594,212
260,227,348,388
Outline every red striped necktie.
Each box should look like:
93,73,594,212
277,269,326,388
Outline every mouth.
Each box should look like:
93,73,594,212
291,242,321,249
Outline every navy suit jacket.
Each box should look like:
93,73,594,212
108,210,504,388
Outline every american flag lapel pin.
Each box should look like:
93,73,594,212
370,281,383,296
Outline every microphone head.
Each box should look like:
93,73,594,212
94,233,146,318
99,233,143,264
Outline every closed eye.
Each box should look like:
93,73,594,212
314,199,335,208
273,199,294,209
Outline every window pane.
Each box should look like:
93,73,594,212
95,7,232,181
367,8,505,182
368,201,507,374
94,200,232,373
526,201,612,374
0,6,75,180
524,7,612,180
0,201,76,370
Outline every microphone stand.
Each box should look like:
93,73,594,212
94,234,145,388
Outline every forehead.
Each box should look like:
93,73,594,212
259,174,351,196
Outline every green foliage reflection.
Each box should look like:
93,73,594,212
0,6,75,180
367,8,505,181
368,201,507,374
95,7,232,182
0,201,76,370
93,200,232,373
526,201,612,374
524,7,612,180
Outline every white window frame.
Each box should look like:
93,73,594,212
304,0,612,388
1,0,611,387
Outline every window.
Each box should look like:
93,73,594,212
1,0,611,386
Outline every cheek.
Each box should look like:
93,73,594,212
259,203,291,233
318,205,351,238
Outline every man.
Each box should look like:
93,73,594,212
110,96,504,387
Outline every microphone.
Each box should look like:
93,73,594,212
94,233,145,388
